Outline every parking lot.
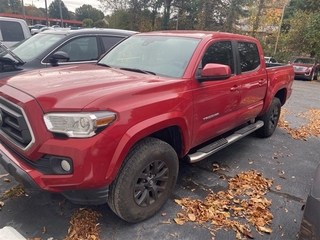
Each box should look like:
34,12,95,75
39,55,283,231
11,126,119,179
0,79,319,240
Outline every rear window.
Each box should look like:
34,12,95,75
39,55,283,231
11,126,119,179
0,21,25,41
238,42,260,73
101,36,125,51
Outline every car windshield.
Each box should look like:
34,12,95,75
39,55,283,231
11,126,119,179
98,35,200,78
293,58,315,64
1,33,65,61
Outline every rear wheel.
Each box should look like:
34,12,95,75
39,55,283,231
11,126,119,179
256,97,281,138
108,137,179,222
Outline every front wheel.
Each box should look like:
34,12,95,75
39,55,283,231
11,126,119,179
108,137,179,222
256,97,281,138
313,70,318,80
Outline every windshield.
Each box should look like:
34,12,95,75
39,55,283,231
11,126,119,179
293,58,315,64
98,35,200,78
2,33,65,61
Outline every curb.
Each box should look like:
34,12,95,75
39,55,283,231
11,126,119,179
0,226,26,240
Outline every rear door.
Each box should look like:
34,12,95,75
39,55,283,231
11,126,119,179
236,41,268,125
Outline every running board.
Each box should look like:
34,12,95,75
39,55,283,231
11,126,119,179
187,120,264,163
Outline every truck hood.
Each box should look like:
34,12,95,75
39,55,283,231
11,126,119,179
3,64,173,112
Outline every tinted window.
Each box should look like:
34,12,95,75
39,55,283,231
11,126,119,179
238,42,260,72
101,36,125,51
201,41,234,74
12,33,64,61
58,36,98,62
0,21,24,41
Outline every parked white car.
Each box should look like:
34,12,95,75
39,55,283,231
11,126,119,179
0,17,31,47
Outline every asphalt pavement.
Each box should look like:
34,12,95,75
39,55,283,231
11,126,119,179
0,79,319,240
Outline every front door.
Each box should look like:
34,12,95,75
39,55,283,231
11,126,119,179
192,40,242,147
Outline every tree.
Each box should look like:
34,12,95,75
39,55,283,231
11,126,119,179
0,0,10,13
7,0,22,14
94,19,108,28
82,18,93,28
48,0,70,20
75,4,104,22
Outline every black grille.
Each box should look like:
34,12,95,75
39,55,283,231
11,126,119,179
0,98,32,149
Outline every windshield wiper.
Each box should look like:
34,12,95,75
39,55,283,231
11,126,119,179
0,42,24,66
120,67,156,75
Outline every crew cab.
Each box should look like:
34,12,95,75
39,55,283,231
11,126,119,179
290,56,319,81
0,31,294,223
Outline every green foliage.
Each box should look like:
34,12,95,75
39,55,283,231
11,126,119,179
82,18,94,28
94,19,108,28
48,0,70,20
0,0,10,13
75,4,104,22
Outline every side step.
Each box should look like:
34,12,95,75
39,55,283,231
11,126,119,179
187,120,264,163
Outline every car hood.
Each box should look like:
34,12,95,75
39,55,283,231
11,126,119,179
3,64,176,112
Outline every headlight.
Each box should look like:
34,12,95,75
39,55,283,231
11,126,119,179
43,111,116,138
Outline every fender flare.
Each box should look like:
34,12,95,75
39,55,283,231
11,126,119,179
104,112,190,182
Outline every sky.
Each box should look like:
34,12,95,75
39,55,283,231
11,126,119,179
23,0,103,13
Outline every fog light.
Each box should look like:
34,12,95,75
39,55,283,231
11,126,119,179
61,160,71,172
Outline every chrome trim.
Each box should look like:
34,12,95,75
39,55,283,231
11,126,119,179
0,96,35,151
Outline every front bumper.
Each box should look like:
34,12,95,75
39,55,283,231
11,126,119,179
0,133,118,204
0,146,39,190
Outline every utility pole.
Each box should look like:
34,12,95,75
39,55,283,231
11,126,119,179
45,0,49,26
21,0,26,21
58,0,64,27
274,3,287,56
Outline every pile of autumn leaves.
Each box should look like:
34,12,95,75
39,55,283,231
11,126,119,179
278,109,320,140
174,170,273,239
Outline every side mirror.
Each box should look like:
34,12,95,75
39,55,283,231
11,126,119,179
197,63,232,82
49,51,70,66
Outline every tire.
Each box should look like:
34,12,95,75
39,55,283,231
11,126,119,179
313,70,318,80
107,137,179,222
310,71,315,81
256,97,281,138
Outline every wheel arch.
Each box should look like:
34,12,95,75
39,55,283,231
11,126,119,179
104,113,190,183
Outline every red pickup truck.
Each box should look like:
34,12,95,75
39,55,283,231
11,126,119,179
0,31,294,222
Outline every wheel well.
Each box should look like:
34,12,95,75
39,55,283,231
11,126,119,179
149,126,183,157
275,88,286,105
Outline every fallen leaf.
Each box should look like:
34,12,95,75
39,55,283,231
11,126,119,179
275,186,281,191
161,212,167,216
258,226,273,233
0,173,9,178
188,213,196,221
42,226,46,234
162,219,171,224
3,178,10,182
174,218,185,225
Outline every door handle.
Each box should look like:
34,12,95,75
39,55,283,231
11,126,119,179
259,79,267,85
230,86,240,92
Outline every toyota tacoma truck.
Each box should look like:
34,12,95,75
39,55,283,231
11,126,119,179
0,31,294,223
